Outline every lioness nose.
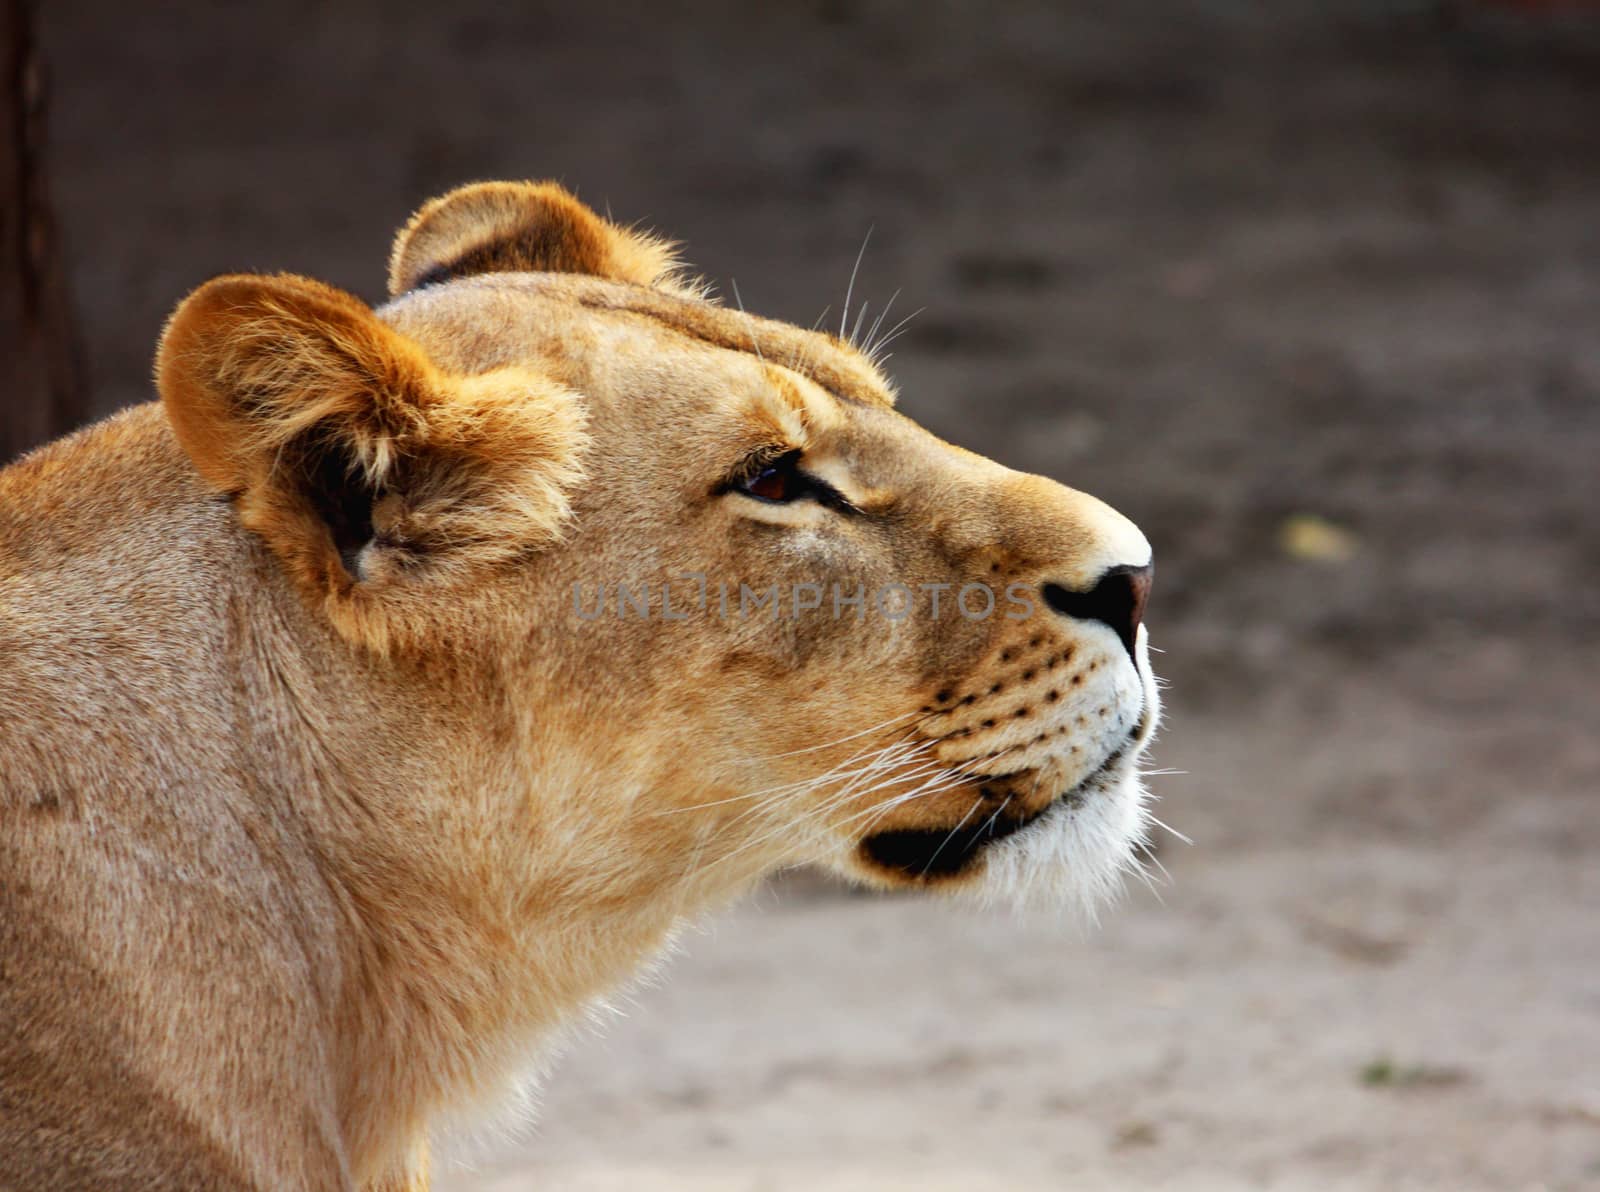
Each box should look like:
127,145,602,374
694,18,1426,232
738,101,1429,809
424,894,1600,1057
1041,563,1152,664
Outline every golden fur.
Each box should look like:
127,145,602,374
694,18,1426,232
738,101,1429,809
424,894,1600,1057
0,182,1159,1190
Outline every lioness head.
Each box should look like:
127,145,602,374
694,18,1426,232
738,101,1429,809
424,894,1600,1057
156,181,1158,913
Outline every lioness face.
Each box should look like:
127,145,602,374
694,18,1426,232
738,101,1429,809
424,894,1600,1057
161,182,1159,914
383,275,1157,912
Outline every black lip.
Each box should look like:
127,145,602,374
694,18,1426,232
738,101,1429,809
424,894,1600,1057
861,810,1034,877
860,745,1130,880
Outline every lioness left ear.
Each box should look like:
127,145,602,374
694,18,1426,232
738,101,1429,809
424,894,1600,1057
387,180,697,299
157,272,587,651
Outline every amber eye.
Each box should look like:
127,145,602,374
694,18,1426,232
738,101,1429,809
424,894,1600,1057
740,454,806,502
725,449,853,511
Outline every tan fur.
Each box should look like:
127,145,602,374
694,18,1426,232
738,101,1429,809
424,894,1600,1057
158,271,588,656
0,183,1159,1190
388,180,700,301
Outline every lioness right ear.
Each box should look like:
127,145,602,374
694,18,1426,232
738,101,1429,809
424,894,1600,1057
157,272,587,651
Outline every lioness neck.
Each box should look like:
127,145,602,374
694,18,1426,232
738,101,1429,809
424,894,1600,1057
0,406,745,1187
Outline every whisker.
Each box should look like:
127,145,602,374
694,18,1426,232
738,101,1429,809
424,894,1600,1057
840,226,873,340
837,767,973,836
849,298,871,348
865,307,923,359
655,732,924,818
730,278,764,363
746,750,931,823
1139,839,1175,887
1121,853,1165,902
806,761,940,825
862,288,900,357
722,739,938,830
1145,812,1192,847
918,793,987,877
975,795,1013,839
710,751,957,874
753,710,921,761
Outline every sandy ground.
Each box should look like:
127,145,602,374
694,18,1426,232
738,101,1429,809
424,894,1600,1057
38,2,1600,1188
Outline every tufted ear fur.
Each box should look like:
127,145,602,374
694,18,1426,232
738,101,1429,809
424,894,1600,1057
387,180,700,300
157,272,588,652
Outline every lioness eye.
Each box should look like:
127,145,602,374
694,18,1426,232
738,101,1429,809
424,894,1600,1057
740,453,806,502
726,449,852,510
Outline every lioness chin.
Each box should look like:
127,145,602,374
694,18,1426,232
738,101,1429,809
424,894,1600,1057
0,181,1158,1190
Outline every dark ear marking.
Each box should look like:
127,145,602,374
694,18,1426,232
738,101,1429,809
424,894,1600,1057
388,180,699,299
300,438,378,580
409,201,614,291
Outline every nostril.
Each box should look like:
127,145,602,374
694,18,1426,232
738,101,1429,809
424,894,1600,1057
1041,563,1152,664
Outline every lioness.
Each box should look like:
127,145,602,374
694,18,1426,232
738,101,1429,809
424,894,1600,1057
0,182,1158,1190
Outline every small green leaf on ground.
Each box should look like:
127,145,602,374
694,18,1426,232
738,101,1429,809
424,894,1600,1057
1359,1055,1470,1089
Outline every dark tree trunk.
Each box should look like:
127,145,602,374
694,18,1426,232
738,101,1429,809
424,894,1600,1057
2,0,84,465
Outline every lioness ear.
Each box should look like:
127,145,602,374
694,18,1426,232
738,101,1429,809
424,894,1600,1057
387,180,698,299
157,272,587,650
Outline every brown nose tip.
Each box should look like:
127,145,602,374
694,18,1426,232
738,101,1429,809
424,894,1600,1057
1041,563,1152,664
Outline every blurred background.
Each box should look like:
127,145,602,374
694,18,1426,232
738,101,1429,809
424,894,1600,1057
12,1,1600,1187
